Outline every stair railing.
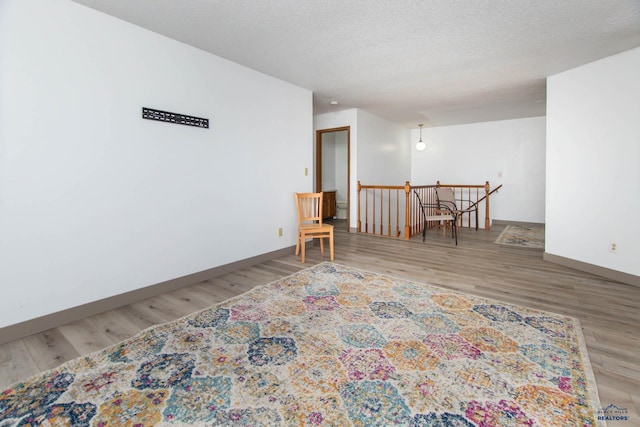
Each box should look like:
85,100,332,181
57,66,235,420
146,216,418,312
357,181,502,239
356,182,405,237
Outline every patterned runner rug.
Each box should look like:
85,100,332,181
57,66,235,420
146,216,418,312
0,263,603,426
495,225,545,249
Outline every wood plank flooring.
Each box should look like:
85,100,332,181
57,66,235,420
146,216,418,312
0,221,638,425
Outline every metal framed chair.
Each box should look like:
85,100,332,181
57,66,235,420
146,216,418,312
435,187,480,234
414,190,458,244
436,187,478,231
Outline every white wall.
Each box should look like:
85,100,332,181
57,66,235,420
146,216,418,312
314,109,411,228
356,110,411,184
411,117,546,225
547,48,640,277
0,0,312,328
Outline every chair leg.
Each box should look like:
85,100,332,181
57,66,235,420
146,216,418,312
301,234,306,263
329,231,334,260
454,222,458,245
295,232,300,256
319,237,325,254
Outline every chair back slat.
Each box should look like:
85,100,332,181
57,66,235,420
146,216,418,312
295,192,324,225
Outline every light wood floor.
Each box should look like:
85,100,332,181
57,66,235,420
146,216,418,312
1,221,638,425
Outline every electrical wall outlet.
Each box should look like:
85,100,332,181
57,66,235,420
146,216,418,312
609,242,617,253
278,227,283,237
304,167,308,176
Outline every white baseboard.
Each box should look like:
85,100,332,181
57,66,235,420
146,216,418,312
0,245,298,345
544,252,639,287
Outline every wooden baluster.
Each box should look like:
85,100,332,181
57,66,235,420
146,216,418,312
365,187,369,233
416,188,424,236
478,187,481,230
378,189,382,235
379,188,383,235
404,181,411,239
373,189,377,235
357,181,362,233
396,188,400,237
415,187,419,236
467,187,470,228
384,189,389,236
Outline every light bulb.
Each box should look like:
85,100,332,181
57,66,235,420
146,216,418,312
416,123,426,151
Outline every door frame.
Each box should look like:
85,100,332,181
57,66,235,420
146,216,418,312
316,126,351,232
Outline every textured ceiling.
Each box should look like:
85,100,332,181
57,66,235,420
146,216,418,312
71,0,640,128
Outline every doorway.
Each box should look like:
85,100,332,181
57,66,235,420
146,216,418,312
316,126,350,231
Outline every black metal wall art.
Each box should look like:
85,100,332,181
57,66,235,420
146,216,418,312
142,107,209,128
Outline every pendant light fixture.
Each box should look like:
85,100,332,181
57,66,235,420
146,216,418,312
416,124,426,151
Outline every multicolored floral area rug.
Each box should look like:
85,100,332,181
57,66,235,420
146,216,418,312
0,263,603,426
495,225,545,249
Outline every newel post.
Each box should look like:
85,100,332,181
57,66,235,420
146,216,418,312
357,181,362,233
404,181,411,239
484,181,491,230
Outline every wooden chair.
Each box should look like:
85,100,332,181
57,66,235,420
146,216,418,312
295,192,334,263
